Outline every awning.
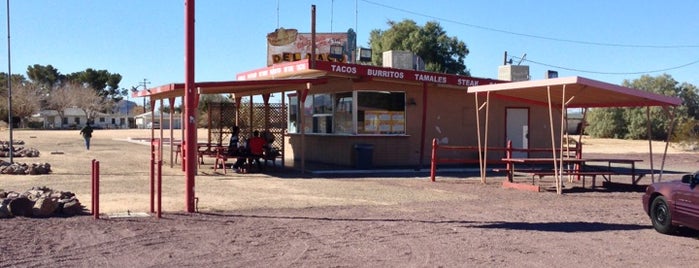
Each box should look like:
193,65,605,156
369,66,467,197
468,76,681,194
132,78,328,100
468,76,682,108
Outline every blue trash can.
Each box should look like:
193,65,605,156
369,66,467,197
354,144,374,169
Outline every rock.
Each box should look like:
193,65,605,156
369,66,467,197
61,198,84,216
0,201,11,218
9,196,34,217
33,197,59,217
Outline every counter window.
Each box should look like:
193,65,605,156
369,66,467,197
287,90,406,135
357,91,405,134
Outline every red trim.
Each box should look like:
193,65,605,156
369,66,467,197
234,59,501,87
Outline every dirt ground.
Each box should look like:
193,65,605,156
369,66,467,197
1,129,698,267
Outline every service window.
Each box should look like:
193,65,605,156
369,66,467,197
287,90,406,135
333,92,353,134
357,91,406,134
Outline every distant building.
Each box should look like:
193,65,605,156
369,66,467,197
133,111,182,129
32,107,129,129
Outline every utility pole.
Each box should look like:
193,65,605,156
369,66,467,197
6,0,14,164
139,78,150,111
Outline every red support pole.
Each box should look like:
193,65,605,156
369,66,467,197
94,160,100,220
150,158,155,213
430,138,438,182
157,160,162,219
91,159,95,216
184,0,197,213
506,140,513,182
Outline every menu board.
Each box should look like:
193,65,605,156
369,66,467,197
364,111,405,134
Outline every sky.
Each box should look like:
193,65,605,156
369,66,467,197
2,0,699,102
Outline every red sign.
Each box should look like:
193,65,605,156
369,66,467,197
237,59,501,87
266,29,351,66
314,61,499,87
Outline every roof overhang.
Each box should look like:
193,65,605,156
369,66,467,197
133,59,503,100
468,76,682,108
133,78,328,100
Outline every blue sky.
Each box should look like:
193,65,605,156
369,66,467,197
2,0,699,99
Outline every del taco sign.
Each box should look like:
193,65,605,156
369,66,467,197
266,28,356,66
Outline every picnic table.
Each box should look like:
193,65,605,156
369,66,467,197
174,142,220,165
500,157,644,187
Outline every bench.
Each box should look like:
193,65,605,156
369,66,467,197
213,146,282,174
531,171,617,188
174,143,205,167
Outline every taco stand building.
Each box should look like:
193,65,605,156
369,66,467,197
134,25,680,176
135,57,680,174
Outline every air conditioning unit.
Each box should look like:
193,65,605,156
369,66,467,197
498,65,530,81
382,50,424,71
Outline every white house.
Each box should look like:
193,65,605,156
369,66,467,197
32,107,129,129
133,111,182,129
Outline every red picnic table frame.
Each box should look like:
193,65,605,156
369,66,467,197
501,157,643,186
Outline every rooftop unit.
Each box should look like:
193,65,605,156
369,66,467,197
498,65,530,82
382,50,425,71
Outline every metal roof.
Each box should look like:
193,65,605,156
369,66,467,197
468,76,682,108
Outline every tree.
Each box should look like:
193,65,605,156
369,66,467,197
0,72,28,91
586,107,627,138
368,19,470,75
0,82,43,127
47,82,81,128
65,68,123,102
0,74,31,125
586,74,693,140
26,64,64,92
72,84,109,123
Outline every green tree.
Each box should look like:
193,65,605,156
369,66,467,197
586,74,693,140
677,82,699,119
66,68,123,102
368,19,470,75
26,64,64,92
586,107,627,138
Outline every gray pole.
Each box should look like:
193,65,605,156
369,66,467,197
6,0,13,163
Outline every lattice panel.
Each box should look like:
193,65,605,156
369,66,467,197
205,98,287,156
207,102,237,146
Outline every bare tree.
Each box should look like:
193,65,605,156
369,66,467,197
0,83,42,127
72,84,106,123
47,82,79,128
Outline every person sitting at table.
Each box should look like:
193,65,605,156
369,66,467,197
232,138,248,173
227,125,240,156
247,130,267,172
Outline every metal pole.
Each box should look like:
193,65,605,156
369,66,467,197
310,5,316,69
184,0,197,213
6,0,14,163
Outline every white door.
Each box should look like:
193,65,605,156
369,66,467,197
506,108,529,158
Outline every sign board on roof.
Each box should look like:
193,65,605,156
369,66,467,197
266,28,354,66
237,59,499,88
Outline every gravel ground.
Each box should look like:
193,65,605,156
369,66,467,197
1,129,698,267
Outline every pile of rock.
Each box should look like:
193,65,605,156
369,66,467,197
0,186,86,218
0,140,25,146
0,160,51,175
0,146,40,157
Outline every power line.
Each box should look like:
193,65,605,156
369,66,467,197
511,55,699,75
360,0,699,49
